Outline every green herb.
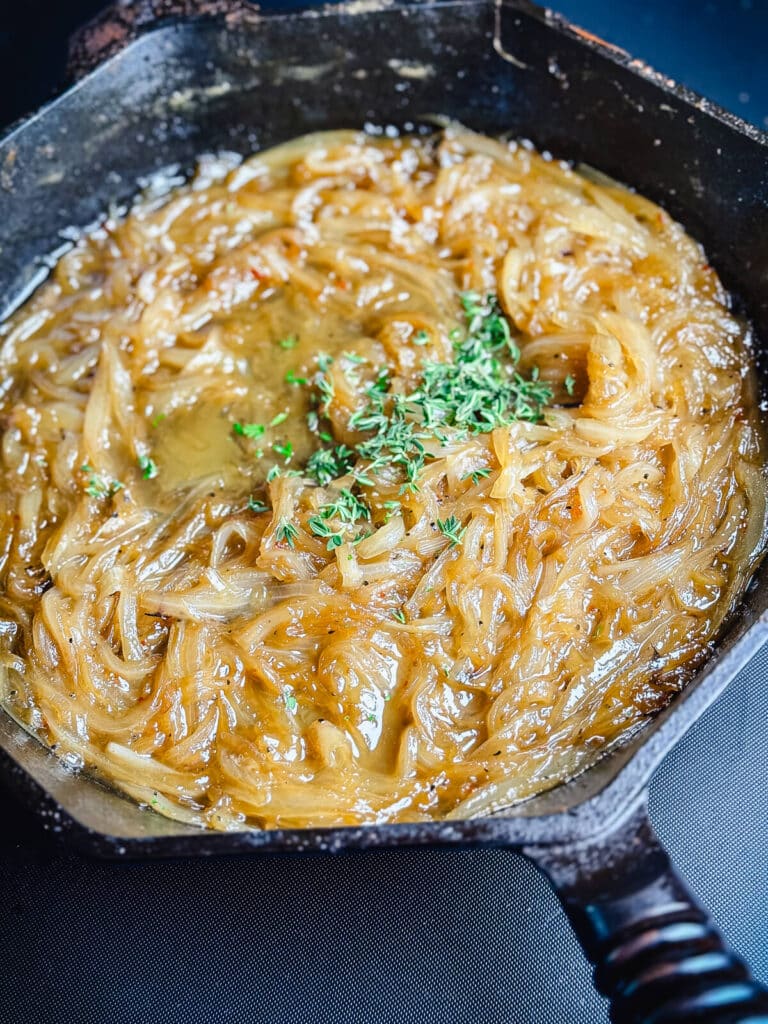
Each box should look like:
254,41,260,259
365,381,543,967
273,441,294,460
81,464,123,500
314,353,335,413
306,445,355,486
408,293,551,433
391,608,406,623
320,488,371,525
564,374,576,397
366,713,377,723
266,465,282,483
464,467,491,485
276,519,298,548
436,515,466,547
150,412,166,428
270,411,289,427
137,455,158,480
233,422,266,439
382,499,401,521
285,369,307,386
278,335,299,350
239,293,552,501
307,487,371,550
283,688,298,713
247,496,269,514
307,515,345,550
413,330,429,346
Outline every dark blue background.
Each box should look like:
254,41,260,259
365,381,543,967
0,3,767,1023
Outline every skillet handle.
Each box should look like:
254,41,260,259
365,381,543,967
525,797,768,1023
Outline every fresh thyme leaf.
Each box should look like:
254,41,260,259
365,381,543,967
314,488,371,526
391,608,407,623
437,515,466,547
564,374,576,397
382,499,401,521
233,421,265,439
270,411,289,427
266,465,282,483
306,445,355,486
278,335,299,350
285,369,307,386
247,496,269,514
138,455,158,480
273,441,294,460
315,354,335,413
239,293,552,501
276,519,298,547
282,688,298,713
150,412,166,428
81,464,123,499
464,467,491,485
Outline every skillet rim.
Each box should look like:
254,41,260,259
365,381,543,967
1,0,767,857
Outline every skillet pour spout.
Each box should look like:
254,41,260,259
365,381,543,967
2,0,768,1019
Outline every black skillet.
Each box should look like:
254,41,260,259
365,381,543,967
1,1,768,1020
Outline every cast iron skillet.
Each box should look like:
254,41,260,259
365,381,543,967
1,1,767,1020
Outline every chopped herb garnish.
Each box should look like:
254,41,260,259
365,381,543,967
150,412,166,428
233,421,265,439
366,713,377,723
138,455,158,480
276,519,299,547
270,411,289,427
80,464,123,500
306,445,355,486
283,688,298,713
314,353,335,412
564,374,576,397
285,369,307,386
237,293,552,504
382,499,401,522
321,488,371,524
278,335,299,350
247,496,269,514
266,465,282,483
273,441,294,460
437,515,466,547
391,608,407,623
464,467,491,485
